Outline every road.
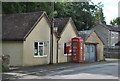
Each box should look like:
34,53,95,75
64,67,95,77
46,62,119,79
3,62,119,79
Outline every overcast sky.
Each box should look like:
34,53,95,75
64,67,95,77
91,0,119,25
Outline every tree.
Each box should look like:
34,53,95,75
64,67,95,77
2,2,106,31
110,17,120,26
54,2,106,30
2,2,52,18
93,2,106,25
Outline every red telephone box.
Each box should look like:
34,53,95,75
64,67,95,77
71,37,84,63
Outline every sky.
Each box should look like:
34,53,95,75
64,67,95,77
91,0,119,25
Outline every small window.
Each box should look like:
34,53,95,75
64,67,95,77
34,42,47,57
39,42,43,45
64,42,71,55
80,43,83,49
34,42,38,56
64,43,67,54
116,33,118,38
38,45,43,56
111,33,115,38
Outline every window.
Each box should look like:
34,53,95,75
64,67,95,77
80,43,83,60
64,42,71,55
34,42,48,57
111,32,118,38
116,33,118,38
80,43,83,50
111,33,115,38
64,43,67,54
34,42,38,56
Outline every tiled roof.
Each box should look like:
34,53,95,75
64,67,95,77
79,30,94,41
91,24,108,45
2,11,49,41
53,17,78,37
53,18,70,36
91,24,120,46
104,25,120,32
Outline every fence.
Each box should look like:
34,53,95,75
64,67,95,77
104,46,120,59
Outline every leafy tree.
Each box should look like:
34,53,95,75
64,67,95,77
110,17,120,26
54,2,106,30
93,2,106,25
2,2,52,18
2,2,106,31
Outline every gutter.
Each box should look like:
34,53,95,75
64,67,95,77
56,36,61,64
50,27,53,64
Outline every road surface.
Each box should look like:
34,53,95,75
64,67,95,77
3,62,119,79
46,62,119,79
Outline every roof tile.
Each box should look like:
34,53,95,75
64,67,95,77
2,12,45,41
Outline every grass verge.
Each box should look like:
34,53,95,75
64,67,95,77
2,65,9,72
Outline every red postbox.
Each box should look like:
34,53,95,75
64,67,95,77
71,37,84,63
66,46,71,54
66,42,71,54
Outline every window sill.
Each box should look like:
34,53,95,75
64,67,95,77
64,54,72,56
34,55,47,58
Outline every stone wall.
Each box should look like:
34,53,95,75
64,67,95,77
104,47,120,59
2,55,10,71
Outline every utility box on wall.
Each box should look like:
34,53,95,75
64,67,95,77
71,37,84,63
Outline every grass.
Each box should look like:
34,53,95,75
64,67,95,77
100,60,120,63
2,65,9,72
79,60,120,64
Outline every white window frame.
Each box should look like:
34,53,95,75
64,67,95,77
34,42,47,57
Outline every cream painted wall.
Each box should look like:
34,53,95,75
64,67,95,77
23,16,51,66
53,34,57,63
86,32,104,61
2,41,23,66
58,21,77,63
